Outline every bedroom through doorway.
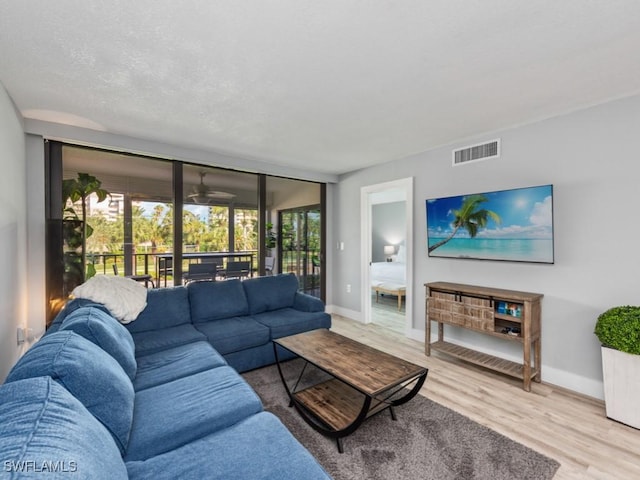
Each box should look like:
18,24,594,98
360,178,413,336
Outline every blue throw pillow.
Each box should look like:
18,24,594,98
0,377,127,479
188,280,250,323
60,306,137,381
5,331,135,455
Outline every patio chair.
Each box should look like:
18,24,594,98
182,262,217,284
201,257,225,279
223,261,251,280
113,264,154,288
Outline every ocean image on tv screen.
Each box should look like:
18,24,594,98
426,184,554,263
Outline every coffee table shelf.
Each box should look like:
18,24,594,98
293,379,391,432
274,329,428,453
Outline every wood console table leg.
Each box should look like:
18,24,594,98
425,317,431,356
523,340,532,392
534,338,542,383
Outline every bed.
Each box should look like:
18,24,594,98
370,259,406,311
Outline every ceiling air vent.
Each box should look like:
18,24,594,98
452,139,500,166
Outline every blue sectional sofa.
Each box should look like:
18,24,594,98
0,274,332,479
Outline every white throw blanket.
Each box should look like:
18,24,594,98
72,275,148,324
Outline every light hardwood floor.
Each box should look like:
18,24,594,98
371,293,405,334
331,315,640,480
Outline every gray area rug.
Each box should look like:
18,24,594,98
242,360,559,480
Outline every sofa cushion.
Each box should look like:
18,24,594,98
224,342,286,373
133,341,227,391
60,306,137,381
253,308,332,339
131,324,206,357
125,367,263,461
188,279,250,322
125,412,330,480
5,331,134,455
0,377,127,479
194,317,270,355
125,286,191,333
47,297,113,334
242,273,300,315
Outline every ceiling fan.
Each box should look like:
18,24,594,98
187,172,236,204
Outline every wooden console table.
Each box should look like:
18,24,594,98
425,282,542,391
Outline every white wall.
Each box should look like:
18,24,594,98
331,93,640,399
25,134,46,342
0,84,28,381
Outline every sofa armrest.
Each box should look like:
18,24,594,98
292,292,325,312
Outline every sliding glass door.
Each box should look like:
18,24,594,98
45,142,326,324
181,164,258,281
278,206,322,298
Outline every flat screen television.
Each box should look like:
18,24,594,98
426,184,554,263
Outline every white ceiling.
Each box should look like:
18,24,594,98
2,1,640,176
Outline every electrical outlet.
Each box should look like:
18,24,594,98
17,327,36,345
346,284,351,293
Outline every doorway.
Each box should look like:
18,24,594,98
360,178,413,335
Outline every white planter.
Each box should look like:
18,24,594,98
601,346,640,429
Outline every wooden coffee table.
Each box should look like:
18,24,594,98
273,329,428,453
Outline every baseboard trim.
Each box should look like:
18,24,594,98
326,305,362,323
426,332,604,400
326,307,604,400
542,364,604,401
407,328,424,342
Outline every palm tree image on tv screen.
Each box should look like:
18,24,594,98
425,185,554,264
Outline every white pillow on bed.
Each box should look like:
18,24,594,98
396,245,406,263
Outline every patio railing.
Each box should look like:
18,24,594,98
88,251,259,279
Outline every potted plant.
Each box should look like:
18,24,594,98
594,305,640,429
62,173,110,293
265,222,277,251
